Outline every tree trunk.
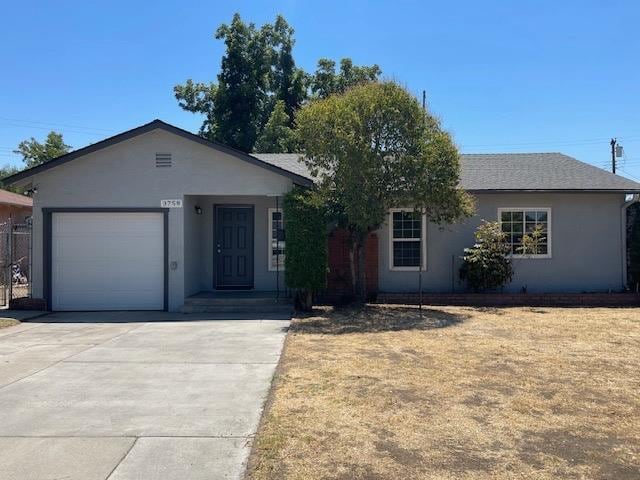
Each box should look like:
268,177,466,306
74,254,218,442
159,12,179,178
354,235,367,303
295,289,313,311
349,240,357,295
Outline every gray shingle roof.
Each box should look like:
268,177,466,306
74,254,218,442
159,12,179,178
251,152,640,192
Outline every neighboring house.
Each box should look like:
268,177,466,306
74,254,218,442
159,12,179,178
0,189,32,225
3,119,639,312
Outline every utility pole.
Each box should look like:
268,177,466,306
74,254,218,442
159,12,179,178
418,90,426,314
611,138,617,174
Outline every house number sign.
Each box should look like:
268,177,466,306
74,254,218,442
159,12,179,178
161,199,183,208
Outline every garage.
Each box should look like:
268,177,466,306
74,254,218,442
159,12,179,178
49,211,166,311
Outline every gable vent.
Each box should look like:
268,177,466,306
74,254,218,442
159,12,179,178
155,153,172,168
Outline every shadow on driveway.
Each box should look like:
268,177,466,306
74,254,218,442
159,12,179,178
24,311,292,324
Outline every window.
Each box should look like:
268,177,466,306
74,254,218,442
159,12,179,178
268,208,285,270
389,209,426,270
498,208,551,258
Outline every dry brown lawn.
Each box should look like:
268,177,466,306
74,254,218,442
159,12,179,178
247,306,640,480
0,318,18,330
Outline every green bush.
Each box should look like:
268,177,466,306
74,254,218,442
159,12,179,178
283,187,327,310
460,221,513,292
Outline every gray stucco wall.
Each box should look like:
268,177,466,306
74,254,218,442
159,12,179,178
29,129,293,311
378,192,627,293
25,126,630,309
183,195,285,294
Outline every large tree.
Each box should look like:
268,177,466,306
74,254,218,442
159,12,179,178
14,131,70,168
265,16,307,127
254,100,297,153
175,14,381,152
175,14,305,151
296,81,473,300
309,58,381,99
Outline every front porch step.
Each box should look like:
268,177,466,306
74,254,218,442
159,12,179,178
181,304,293,314
184,296,292,307
181,292,293,314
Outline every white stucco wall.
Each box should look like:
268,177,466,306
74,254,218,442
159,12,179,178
29,129,293,311
378,192,628,293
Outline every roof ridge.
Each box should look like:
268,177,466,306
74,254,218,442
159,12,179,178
460,152,563,156
254,152,567,157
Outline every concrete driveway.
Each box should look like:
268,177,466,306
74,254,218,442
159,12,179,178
0,311,290,480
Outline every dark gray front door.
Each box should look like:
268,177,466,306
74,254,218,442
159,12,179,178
215,206,254,289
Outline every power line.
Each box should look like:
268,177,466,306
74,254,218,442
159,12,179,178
618,168,640,182
0,117,115,133
0,121,108,137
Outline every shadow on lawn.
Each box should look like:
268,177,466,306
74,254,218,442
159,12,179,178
291,304,468,335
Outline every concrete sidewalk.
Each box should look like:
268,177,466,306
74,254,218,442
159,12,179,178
0,311,290,480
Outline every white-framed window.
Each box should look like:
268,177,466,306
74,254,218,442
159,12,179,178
498,207,552,258
268,208,285,271
389,208,427,271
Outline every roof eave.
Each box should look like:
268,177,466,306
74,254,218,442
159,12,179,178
0,201,32,207
466,188,640,193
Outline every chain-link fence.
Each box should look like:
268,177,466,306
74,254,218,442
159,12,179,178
0,221,32,307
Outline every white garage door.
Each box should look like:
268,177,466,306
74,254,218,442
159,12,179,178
51,212,165,311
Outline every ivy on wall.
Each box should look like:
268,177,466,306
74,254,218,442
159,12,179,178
283,187,327,309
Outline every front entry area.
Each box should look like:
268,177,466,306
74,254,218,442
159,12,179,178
214,205,254,289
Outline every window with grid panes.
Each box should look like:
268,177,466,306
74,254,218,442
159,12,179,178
390,210,424,268
499,208,550,256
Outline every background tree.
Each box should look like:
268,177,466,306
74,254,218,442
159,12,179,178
266,16,307,127
460,221,513,292
0,165,21,193
296,81,473,301
175,14,301,151
175,13,382,152
14,131,70,168
215,13,271,150
254,101,297,152
173,80,218,139
309,58,381,99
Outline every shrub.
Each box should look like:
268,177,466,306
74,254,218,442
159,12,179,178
460,221,513,292
283,187,328,310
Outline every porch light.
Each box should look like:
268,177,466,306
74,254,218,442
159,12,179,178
194,205,203,215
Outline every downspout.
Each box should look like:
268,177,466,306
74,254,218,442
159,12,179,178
621,194,639,289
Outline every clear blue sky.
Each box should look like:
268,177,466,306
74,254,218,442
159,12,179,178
2,0,640,180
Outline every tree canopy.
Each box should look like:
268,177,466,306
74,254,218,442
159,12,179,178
174,13,381,153
309,58,381,99
254,100,297,153
0,165,21,193
296,81,474,299
13,131,70,168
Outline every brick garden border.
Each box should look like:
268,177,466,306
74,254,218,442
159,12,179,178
376,292,640,307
